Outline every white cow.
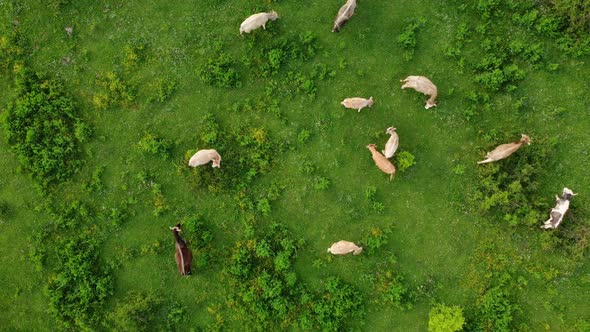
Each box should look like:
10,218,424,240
239,11,278,35
332,0,357,32
188,149,221,168
341,96,374,112
541,188,577,229
327,240,363,255
382,127,399,159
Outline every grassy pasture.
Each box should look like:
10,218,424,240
0,0,589,331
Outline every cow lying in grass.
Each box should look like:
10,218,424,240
541,188,577,229
382,127,399,159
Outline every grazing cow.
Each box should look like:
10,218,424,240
170,224,193,275
327,240,363,255
541,188,577,229
341,96,374,112
366,144,396,180
477,134,531,164
239,10,278,35
332,0,357,32
382,127,399,159
401,76,438,109
188,149,221,168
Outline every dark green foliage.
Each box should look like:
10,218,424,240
473,285,518,332
0,26,25,73
307,277,365,331
397,18,426,61
148,78,177,103
181,214,214,269
36,201,114,329
198,53,241,88
105,291,162,332
373,271,413,310
138,132,173,158
3,71,87,186
474,135,554,226
312,175,330,191
362,227,391,254
225,223,304,329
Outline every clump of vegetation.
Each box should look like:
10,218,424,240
0,26,25,73
394,150,416,173
3,70,87,187
198,53,241,88
137,132,173,158
474,135,554,226
428,304,465,332
304,276,365,331
180,214,214,269
225,223,304,329
93,71,136,110
122,40,147,70
312,175,330,191
472,284,520,332
147,77,177,103
82,165,106,192
397,18,426,61
32,201,114,329
364,185,385,213
105,291,162,331
362,227,391,254
373,270,413,310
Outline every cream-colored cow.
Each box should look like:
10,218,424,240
401,76,438,109
477,134,530,164
239,11,278,35
332,0,357,32
367,144,396,180
188,149,221,168
382,127,399,159
327,240,363,255
341,96,373,112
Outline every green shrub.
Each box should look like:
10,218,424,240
373,271,413,309
362,227,391,254
3,70,87,186
309,277,365,331
394,151,416,173
428,304,465,332
138,132,172,158
198,53,241,88
312,175,330,191
474,285,518,332
105,291,162,332
148,78,177,103
397,18,426,60
93,71,135,110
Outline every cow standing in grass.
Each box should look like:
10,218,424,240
328,240,363,255
401,76,438,109
170,224,193,275
239,10,279,35
332,0,357,32
366,144,396,180
341,96,374,112
477,134,530,164
541,188,577,229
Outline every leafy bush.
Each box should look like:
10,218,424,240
373,271,413,309
148,78,177,103
397,18,426,60
105,291,162,332
138,132,172,158
362,227,391,254
198,53,241,88
428,304,465,332
0,27,25,73
93,71,135,110
473,285,519,332
3,70,87,186
312,175,330,191
394,150,416,173
307,277,365,331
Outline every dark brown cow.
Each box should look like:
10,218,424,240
170,224,193,276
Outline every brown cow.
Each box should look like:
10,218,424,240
170,224,193,276
366,144,396,180
477,134,531,164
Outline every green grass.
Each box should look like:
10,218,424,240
1,0,589,330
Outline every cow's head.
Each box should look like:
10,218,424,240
386,127,396,135
269,10,279,20
170,223,182,232
353,246,363,255
425,100,437,109
520,134,531,145
368,97,374,107
563,187,577,200
366,143,377,150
